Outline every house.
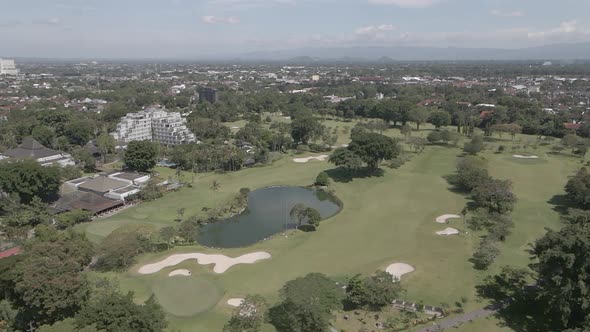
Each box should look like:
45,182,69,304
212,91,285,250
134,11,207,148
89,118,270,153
51,191,124,215
78,175,140,201
0,137,75,167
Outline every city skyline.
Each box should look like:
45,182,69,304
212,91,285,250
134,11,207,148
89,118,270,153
1,0,590,58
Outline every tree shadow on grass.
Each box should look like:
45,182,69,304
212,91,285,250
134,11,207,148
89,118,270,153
325,167,385,183
547,194,576,214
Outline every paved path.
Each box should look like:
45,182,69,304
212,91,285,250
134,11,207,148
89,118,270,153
415,306,497,332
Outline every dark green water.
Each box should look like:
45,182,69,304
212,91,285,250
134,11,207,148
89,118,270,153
197,186,341,248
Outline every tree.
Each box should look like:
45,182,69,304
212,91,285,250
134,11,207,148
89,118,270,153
472,178,517,214
76,291,167,332
11,229,93,327
407,136,427,153
563,134,580,152
96,225,157,271
315,172,330,187
159,226,176,250
124,140,158,172
38,318,103,332
428,111,451,128
291,116,324,144
565,168,590,209
346,271,403,310
72,148,96,172
178,218,200,243
55,209,92,230
440,129,460,145
427,131,442,143
223,295,267,332
64,120,94,146
137,179,163,201
454,156,490,192
529,223,590,329
472,239,500,270
348,132,400,170
328,147,363,174
269,273,344,332
410,107,430,130
463,135,485,155
96,133,115,163
400,124,412,140
32,126,56,147
0,159,60,203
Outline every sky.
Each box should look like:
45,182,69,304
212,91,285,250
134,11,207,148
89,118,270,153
1,0,590,58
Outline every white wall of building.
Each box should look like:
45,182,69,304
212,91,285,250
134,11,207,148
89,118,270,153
111,107,195,145
0,59,19,75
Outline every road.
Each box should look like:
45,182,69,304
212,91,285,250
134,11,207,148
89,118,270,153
414,306,498,332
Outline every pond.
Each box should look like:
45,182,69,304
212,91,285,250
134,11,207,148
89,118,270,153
197,186,342,248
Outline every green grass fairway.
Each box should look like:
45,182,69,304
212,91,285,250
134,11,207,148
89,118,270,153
152,275,223,317
81,125,583,331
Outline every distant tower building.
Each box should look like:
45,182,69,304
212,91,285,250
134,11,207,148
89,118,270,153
199,87,219,104
0,59,19,75
311,74,320,82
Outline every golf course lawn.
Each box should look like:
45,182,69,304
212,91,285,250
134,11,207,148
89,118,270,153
81,125,580,332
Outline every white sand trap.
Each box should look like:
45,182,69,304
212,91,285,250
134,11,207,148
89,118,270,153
513,154,539,159
436,214,461,224
227,298,245,307
436,227,460,236
342,144,349,148
139,252,271,275
386,263,415,280
293,155,329,163
231,126,240,129
168,269,191,277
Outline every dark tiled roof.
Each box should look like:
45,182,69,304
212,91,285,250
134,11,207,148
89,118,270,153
3,137,65,159
52,191,123,214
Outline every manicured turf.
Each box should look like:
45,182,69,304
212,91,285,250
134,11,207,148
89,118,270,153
81,122,581,332
152,275,223,317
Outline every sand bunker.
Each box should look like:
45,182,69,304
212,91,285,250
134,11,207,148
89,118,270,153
168,269,191,277
227,298,245,307
513,154,539,159
436,227,460,236
293,155,329,163
386,263,415,280
436,214,461,224
231,126,240,129
139,252,271,275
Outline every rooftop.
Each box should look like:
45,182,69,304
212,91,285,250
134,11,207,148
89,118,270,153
78,176,129,193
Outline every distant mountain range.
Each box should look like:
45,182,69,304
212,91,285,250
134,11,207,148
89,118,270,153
227,42,590,62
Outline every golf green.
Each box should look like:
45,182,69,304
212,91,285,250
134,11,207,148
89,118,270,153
151,276,223,317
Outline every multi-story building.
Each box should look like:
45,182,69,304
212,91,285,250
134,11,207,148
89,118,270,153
199,87,219,104
0,59,19,75
111,107,196,145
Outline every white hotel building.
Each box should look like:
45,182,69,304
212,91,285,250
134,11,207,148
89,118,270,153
111,107,196,145
0,59,19,76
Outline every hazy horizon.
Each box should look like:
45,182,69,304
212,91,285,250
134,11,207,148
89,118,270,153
1,0,590,59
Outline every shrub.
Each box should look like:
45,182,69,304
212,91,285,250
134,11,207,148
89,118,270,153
427,131,442,143
315,172,330,187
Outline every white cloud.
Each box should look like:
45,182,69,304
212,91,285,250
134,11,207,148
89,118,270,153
491,9,525,17
527,20,588,40
33,18,62,26
355,24,395,35
368,0,443,8
201,15,240,24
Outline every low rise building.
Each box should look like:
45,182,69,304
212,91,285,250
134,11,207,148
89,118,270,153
0,137,75,167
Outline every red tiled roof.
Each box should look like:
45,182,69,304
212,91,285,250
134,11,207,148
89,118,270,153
564,123,582,130
0,247,23,259
480,110,494,120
